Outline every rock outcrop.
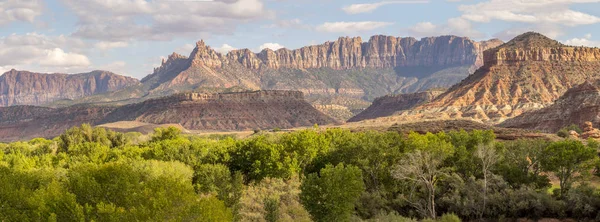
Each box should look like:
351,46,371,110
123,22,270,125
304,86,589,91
348,90,444,122
0,90,338,141
499,81,600,132
400,32,600,123
0,69,139,106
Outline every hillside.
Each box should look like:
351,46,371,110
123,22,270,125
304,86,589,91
0,90,337,141
499,81,600,132
348,89,444,122
0,69,139,107
398,32,600,123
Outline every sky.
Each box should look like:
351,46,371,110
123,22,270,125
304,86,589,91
1,0,600,79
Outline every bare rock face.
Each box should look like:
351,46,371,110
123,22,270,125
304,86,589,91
0,69,139,107
499,81,600,133
135,35,502,103
348,90,444,122
401,32,600,124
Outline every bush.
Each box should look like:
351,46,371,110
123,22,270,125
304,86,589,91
557,124,583,138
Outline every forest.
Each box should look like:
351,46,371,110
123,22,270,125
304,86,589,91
1,125,599,222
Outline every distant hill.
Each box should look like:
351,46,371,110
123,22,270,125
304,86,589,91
0,90,337,142
0,69,139,107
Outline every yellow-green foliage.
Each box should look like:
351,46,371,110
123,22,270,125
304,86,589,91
1,126,600,221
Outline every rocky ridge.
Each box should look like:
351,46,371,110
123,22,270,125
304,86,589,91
0,90,337,141
0,70,139,107
348,90,444,122
397,32,600,123
499,81,600,132
65,35,502,119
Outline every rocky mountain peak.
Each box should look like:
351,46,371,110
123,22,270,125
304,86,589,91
499,32,564,49
189,39,223,68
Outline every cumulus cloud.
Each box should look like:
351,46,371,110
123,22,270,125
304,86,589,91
215,44,238,54
408,17,483,38
0,0,44,26
459,0,600,26
259,43,284,51
316,21,393,33
38,48,91,67
564,34,600,47
61,0,274,42
342,1,429,14
0,33,91,70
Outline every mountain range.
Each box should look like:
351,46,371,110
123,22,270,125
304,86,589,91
0,70,138,107
4,31,600,141
33,35,502,120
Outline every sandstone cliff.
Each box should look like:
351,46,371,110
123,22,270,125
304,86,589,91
71,35,501,119
399,32,600,123
499,81,600,132
0,69,139,106
348,90,444,122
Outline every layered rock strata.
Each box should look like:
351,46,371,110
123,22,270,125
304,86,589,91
399,32,600,123
0,90,338,141
499,81,600,132
0,70,139,106
348,90,444,122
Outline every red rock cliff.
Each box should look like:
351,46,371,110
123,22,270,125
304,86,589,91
0,70,139,107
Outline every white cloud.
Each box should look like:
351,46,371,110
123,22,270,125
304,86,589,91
259,43,284,51
0,0,44,26
408,17,483,38
316,21,393,33
342,1,429,14
0,33,91,71
38,48,91,67
215,44,238,54
95,41,129,50
564,34,600,47
61,0,274,42
459,0,600,26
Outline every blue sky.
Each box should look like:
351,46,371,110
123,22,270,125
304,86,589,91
1,0,600,79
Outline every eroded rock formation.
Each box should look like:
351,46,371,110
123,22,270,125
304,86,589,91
499,81,600,132
348,89,444,122
0,69,139,107
399,32,600,123
70,35,501,117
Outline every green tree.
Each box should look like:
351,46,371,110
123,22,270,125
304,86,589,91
301,164,365,222
540,139,598,197
151,126,183,142
392,132,454,219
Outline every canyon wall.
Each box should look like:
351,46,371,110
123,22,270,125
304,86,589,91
0,70,139,106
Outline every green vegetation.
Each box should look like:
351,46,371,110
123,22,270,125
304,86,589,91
557,124,583,138
1,124,600,221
